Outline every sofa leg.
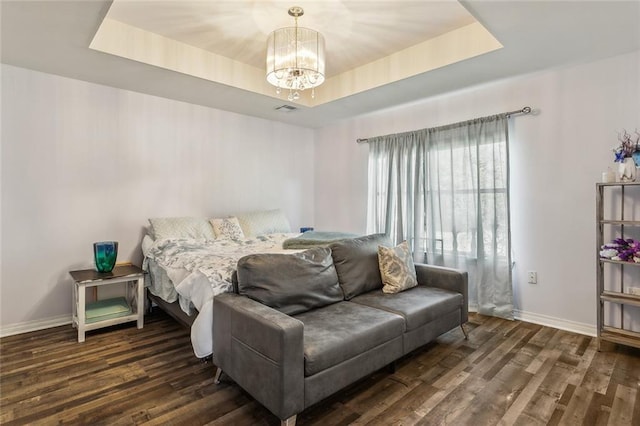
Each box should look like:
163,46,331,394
387,361,397,374
281,415,296,426
214,367,223,385
460,324,469,340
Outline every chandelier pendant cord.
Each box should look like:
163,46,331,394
294,14,298,71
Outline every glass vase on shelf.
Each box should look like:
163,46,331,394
93,241,118,272
618,157,636,182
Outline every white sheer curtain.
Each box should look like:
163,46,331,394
366,115,513,319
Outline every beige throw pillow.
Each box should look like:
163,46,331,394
210,217,245,240
378,241,418,294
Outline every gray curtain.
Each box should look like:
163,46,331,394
366,115,513,320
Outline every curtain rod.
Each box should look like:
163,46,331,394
356,106,532,144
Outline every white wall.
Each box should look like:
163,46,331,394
313,50,640,333
1,64,315,330
3,50,639,335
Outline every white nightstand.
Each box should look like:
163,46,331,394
69,265,145,342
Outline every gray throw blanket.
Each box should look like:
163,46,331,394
282,231,360,249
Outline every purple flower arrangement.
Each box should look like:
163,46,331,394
600,238,640,263
613,129,640,163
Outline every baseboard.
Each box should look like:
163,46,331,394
0,315,71,338
513,309,596,337
0,308,597,340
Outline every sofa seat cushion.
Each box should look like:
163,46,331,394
294,301,404,376
351,286,463,331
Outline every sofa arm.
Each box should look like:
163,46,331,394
414,263,468,323
213,292,304,421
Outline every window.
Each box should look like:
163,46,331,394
366,115,513,319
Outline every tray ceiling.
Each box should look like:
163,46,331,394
90,0,501,107
2,1,639,128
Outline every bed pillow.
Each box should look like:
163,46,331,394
235,209,291,237
329,233,391,300
236,247,344,315
209,217,245,240
378,241,418,294
148,217,215,240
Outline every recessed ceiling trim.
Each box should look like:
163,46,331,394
89,17,307,104
318,22,502,104
90,2,501,109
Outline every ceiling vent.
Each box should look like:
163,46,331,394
274,104,297,112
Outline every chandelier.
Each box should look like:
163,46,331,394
266,6,325,101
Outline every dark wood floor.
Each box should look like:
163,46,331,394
1,310,638,425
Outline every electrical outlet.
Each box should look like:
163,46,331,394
528,271,537,284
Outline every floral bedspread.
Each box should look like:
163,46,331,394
146,233,299,296
144,232,301,358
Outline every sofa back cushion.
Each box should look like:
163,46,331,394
329,233,392,300
236,247,343,315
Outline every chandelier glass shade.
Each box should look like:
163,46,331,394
266,7,325,101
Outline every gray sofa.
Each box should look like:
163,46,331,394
212,234,468,426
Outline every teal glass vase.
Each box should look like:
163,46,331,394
94,241,118,272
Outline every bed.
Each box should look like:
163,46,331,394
141,210,357,358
